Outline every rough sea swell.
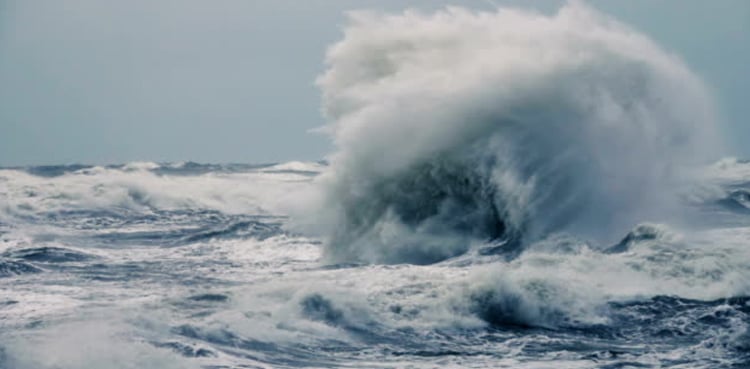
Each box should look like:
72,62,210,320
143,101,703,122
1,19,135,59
2,3,750,369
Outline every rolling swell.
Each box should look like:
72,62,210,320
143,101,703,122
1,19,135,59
306,3,722,264
0,259,42,278
2,247,96,263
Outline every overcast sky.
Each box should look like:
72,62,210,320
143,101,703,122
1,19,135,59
1,0,748,166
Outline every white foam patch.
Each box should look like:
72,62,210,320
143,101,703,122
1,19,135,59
2,320,200,369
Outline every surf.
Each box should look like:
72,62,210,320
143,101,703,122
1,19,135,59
302,2,722,264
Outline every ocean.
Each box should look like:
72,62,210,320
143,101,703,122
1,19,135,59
1,159,749,368
3,2,748,368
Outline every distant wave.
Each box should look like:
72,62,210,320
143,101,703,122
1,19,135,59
0,161,323,223
305,2,722,264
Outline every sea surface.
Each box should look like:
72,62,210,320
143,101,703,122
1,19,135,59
1,160,750,368
2,1,746,368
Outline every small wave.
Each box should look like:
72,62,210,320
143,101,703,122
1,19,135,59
2,247,96,263
0,259,42,277
299,293,346,326
187,293,229,303
179,219,283,244
151,341,216,358
23,164,94,178
605,223,672,254
458,270,605,330
716,189,750,213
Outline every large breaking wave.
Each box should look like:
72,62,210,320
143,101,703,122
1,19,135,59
305,2,722,264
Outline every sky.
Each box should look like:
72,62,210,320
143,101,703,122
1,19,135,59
0,0,748,166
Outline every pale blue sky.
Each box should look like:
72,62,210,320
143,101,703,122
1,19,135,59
1,0,748,166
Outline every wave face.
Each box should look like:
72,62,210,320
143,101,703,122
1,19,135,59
308,3,721,264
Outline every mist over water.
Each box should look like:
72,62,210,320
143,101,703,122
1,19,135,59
2,3,749,369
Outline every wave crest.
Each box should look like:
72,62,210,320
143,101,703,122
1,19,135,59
307,2,721,264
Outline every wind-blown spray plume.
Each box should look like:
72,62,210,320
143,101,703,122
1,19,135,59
306,2,720,264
